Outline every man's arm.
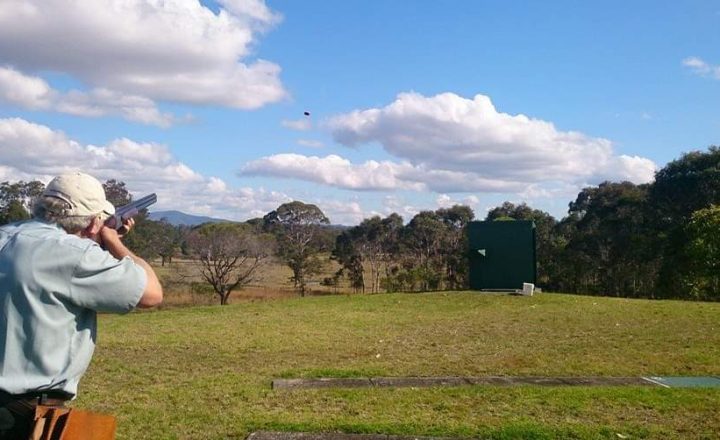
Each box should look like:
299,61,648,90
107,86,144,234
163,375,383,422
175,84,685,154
99,225,163,308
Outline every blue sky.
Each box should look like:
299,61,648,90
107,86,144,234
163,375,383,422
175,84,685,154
0,0,718,224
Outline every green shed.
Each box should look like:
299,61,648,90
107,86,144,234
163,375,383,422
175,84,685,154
467,220,536,290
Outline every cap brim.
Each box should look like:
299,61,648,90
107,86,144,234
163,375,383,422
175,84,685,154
102,200,116,216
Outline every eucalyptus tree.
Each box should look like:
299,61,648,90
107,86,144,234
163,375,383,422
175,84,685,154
563,181,654,297
263,201,330,296
102,179,132,207
649,146,720,296
401,211,447,291
437,205,474,289
333,213,404,294
683,205,720,299
332,230,365,293
0,180,45,224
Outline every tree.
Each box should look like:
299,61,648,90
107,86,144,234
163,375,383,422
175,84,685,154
683,205,720,299
263,201,330,296
650,146,720,225
437,205,474,289
128,218,183,265
649,146,720,296
332,231,365,293
562,182,656,297
187,223,272,305
155,220,182,266
102,179,132,207
0,180,45,224
333,213,404,294
400,211,446,291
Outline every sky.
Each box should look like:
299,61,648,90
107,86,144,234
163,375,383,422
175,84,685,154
0,0,718,225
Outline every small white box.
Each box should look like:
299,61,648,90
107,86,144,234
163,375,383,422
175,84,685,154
522,283,535,296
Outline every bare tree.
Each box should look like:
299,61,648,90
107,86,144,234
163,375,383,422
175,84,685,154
187,223,272,305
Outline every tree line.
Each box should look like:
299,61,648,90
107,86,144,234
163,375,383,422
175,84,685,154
1,146,718,302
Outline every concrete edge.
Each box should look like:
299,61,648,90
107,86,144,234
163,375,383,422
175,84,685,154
272,376,661,389
272,378,372,389
247,431,463,440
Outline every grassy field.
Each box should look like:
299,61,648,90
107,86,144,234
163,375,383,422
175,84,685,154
76,292,720,439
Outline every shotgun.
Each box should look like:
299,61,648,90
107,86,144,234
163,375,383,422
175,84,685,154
105,193,157,230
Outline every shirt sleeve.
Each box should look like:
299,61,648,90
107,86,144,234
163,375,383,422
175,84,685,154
68,244,147,313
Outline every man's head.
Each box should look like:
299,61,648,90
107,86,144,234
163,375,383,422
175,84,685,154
33,172,115,236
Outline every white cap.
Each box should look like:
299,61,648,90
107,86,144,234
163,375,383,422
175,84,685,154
43,172,115,217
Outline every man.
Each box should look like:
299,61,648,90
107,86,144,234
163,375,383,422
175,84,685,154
0,172,163,439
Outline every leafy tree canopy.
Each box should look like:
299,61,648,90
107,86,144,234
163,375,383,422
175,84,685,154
650,146,720,224
263,201,329,228
0,180,45,224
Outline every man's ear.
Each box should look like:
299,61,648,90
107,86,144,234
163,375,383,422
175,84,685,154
82,216,104,238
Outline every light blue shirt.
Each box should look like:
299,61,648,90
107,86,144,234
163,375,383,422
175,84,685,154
0,220,146,397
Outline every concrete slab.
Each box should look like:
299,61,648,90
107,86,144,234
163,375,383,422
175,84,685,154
464,376,514,386
509,377,567,386
272,378,372,389
247,432,382,440
272,376,665,390
559,377,653,386
247,432,460,440
370,377,470,388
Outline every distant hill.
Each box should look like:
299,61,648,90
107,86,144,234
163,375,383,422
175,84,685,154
149,210,353,229
148,210,230,226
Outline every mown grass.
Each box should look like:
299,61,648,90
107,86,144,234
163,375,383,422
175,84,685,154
76,292,720,439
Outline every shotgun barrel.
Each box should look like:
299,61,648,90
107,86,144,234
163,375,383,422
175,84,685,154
105,193,157,230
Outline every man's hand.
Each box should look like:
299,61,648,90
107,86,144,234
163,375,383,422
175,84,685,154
117,217,135,238
98,223,131,260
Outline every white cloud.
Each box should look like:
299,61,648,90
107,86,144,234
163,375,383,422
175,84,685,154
241,153,425,191
217,0,281,28
0,116,406,225
0,117,294,221
0,66,53,109
0,0,286,110
463,195,480,206
381,196,419,220
241,152,536,193
435,193,479,210
206,177,228,193
593,154,658,184
0,67,177,127
282,118,312,131
319,200,368,225
683,56,720,80
320,92,656,191
297,139,324,148
58,88,177,127
436,194,453,208
0,117,204,187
